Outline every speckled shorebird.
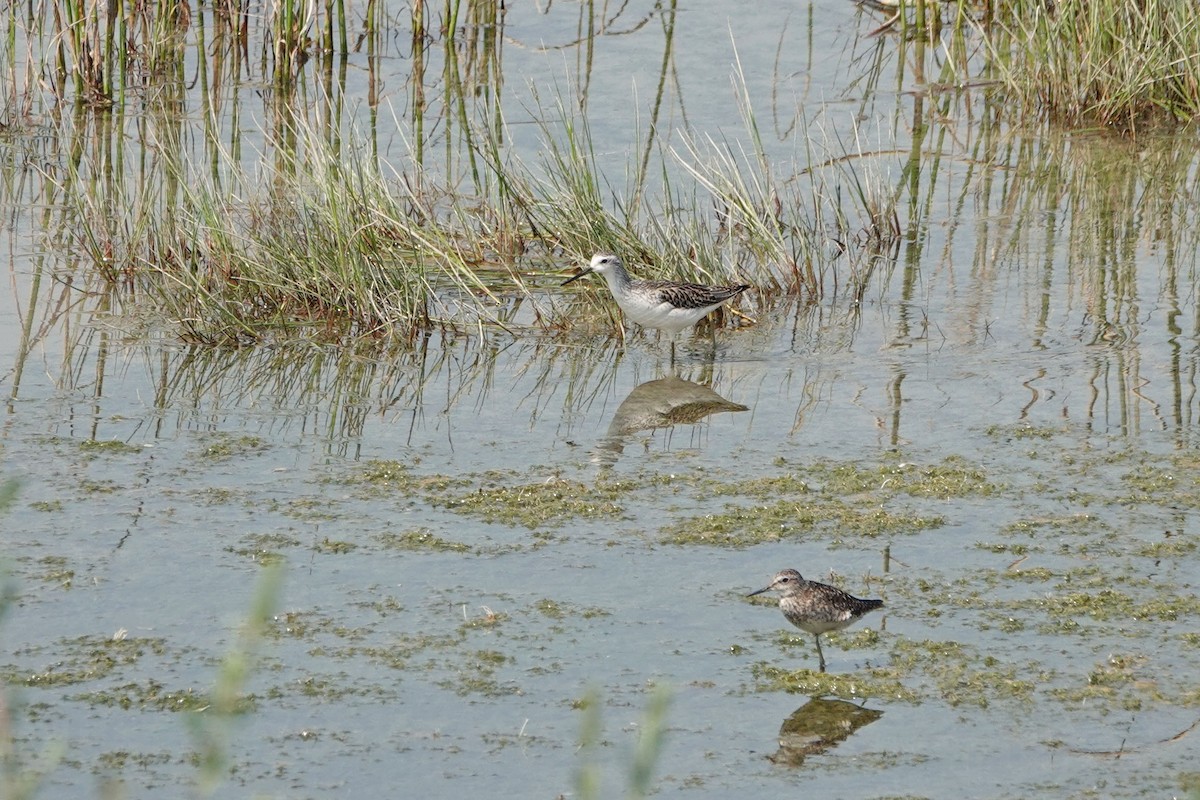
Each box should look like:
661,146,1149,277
561,253,751,336
747,568,883,672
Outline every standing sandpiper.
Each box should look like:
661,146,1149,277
561,253,751,337
747,568,883,672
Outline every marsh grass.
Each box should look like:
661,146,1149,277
8,0,905,344
40,75,895,345
990,0,1200,130
878,0,1200,130
28,0,357,105
10,0,1200,352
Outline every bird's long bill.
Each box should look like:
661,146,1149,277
746,586,770,598
560,267,593,287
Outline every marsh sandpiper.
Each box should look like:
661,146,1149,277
747,568,883,672
561,253,751,337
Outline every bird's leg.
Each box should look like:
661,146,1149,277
814,634,826,673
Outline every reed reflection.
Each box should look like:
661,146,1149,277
105,332,524,457
13,327,629,460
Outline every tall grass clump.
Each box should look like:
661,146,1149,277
483,98,653,267
53,94,897,343
39,60,893,345
42,0,193,105
67,118,516,344
499,76,897,308
668,129,897,300
991,0,1200,130
8,0,356,109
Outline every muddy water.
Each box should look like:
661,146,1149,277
4,2,1200,799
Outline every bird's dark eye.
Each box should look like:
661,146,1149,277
779,576,790,583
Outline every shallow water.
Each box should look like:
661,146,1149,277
5,291,1200,798
4,1,1200,799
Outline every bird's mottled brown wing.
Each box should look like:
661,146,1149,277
808,581,885,617
650,280,750,310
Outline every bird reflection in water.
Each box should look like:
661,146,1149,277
769,698,883,767
594,375,748,464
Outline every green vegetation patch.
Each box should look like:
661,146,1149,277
764,627,883,656
314,537,357,554
711,456,999,501
532,598,610,620
1134,533,1197,559
1118,461,1200,508
199,434,269,459
225,532,302,565
96,750,174,771
1047,654,1167,711
998,514,1105,538
705,474,813,499
975,541,1036,556
435,649,520,697
809,457,1001,499
79,479,121,494
287,674,396,702
378,529,471,552
267,611,336,641
79,439,142,455
275,497,343,522
985,422,1063,441
662,499,942,547
888,639,1044,708
34,555,75,587
458,608,508,632
349,593,404,617
1023,588,1200,622
434,476,627,529
996,565,1055,582
336,459,466,497
660,457,1001,547
750,663,917,702
333,457,984,537
194,487,245,505
4,635,167,687
71,679,247,713
314,634,461,671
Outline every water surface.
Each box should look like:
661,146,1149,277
3,1,1200,798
